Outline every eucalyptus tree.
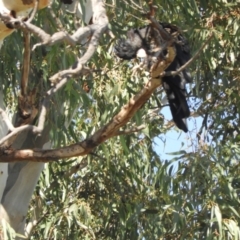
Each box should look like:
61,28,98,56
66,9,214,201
0,0,240,239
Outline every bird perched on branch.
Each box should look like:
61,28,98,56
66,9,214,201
114,22,191,132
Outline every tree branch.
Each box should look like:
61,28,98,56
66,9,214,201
0,0,109,148
113,124,146,137
27,0,40,23
0,44,176,162
20,31,31,97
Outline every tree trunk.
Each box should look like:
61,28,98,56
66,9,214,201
0,90,50,237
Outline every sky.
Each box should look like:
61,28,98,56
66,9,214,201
154,106,203,161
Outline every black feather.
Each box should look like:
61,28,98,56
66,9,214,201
114,22,191,132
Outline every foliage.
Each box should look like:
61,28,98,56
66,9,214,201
1,0,240,239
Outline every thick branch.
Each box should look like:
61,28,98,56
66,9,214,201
0,44,176,162
0,78,161,162
0,2,108,51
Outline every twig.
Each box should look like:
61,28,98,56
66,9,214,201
48,3,65,31
73,0,81,29
113,124,146,136
27,0,39,23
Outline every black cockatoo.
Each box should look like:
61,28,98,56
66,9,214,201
114,22,191,132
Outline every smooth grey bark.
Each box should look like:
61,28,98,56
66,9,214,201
0,121,50,236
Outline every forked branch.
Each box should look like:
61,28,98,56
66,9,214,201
0,45,176,162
